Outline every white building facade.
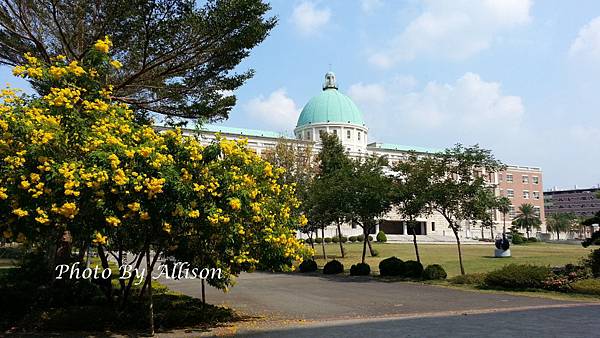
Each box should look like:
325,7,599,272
162,72,545,242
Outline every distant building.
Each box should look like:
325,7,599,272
498,166,546,224
544,187,600,218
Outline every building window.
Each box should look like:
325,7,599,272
533,176,539,184
431,222,435,232
499,174,503,182
347,130,351,139
507,189,514,198
522,175,529,184
533,191,540,200
509,205,515,218
523,190,529,199
534,206,540,217
506,174,513,183
305,131,311,140
332,129,337,136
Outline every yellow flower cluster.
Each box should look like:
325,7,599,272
94,36,113,53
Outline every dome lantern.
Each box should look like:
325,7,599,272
323,71,338,90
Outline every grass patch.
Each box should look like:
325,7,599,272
312,242,591,277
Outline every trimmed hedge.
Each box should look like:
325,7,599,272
512,233,525,245
323,260,344,275
527,237,538,242
315,238,323,244
588,249,600,277
340,236,348,243
376,231,387,243
379,257,404,276
448,273,486,285
350,263,371,276
484,264,551,289
348,236,357,243
423,264,447,280
324,237,332,243
403,260,424,278
298,259,318,273
571,279,600,296
357,234,365,242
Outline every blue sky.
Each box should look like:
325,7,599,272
2,0,600,189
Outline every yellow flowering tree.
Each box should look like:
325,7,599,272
0,37,310,304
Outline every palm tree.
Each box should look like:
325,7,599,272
512,203,542,239
546,213,574,240
497,197,511,237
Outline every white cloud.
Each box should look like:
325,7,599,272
290,2,331,36
244,88,299,131
569,16,600,60
368,0,532,67
349,72,524,136
361,0,382,13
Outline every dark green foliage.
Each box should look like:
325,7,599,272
527,237,538,242
0,0,277,121
348,236,357,243
376,231,387,242
512,233,525,244
484,264,551,289
423,264,447,280
323,260,344,275
340,236,348,243
357,234,365,242
379,257,404,276
403,260,424,278
571,279,600,295
315,238,323,244
350,263,371,276
299,259,318,273
371,249,379,257
448,273,486,285
324,237,332,243
587,249,600,277
332,236,339,243
368,235,374,242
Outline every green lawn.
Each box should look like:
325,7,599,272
312,242,592,277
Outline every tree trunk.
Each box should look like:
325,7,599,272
556,230,560,241
361,231,368,264
336,222,345,258
490,225,494,240
502,213,506,236
308,231,314,250
320,228,327,260
452,226,465,275
367,237,375,256
201,279,206,304
139,249,161,297
146,248,155,336
96,245,113,302
481,226,484,239
412,231,420,263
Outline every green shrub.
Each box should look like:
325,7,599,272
371,249,379,257
324,237,332,243
484,264,551,289
403,260,424,279
376,231,387,243
449,273,486,285
368,235,374,242
527,237,538,242
350,263,371,276
323,260,344,274
423,264,447,280
587,249,600,277
340,236,348,243
357,234,365,242
571,279,600,296
304,238,313,245
348,236,357,243
512,233,525,245
298,259,318,273
315,238,323,244
331,236,339,243
379,257,404,276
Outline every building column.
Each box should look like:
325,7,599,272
402,221,407,235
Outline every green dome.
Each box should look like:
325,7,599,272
296,73,365,127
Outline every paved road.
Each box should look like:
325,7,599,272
239,304,600,337
162,272,599,337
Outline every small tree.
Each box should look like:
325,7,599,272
512,203,541,238
393,152,435,263
497,196,511,237
428,144,504,275
346,156,393,263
